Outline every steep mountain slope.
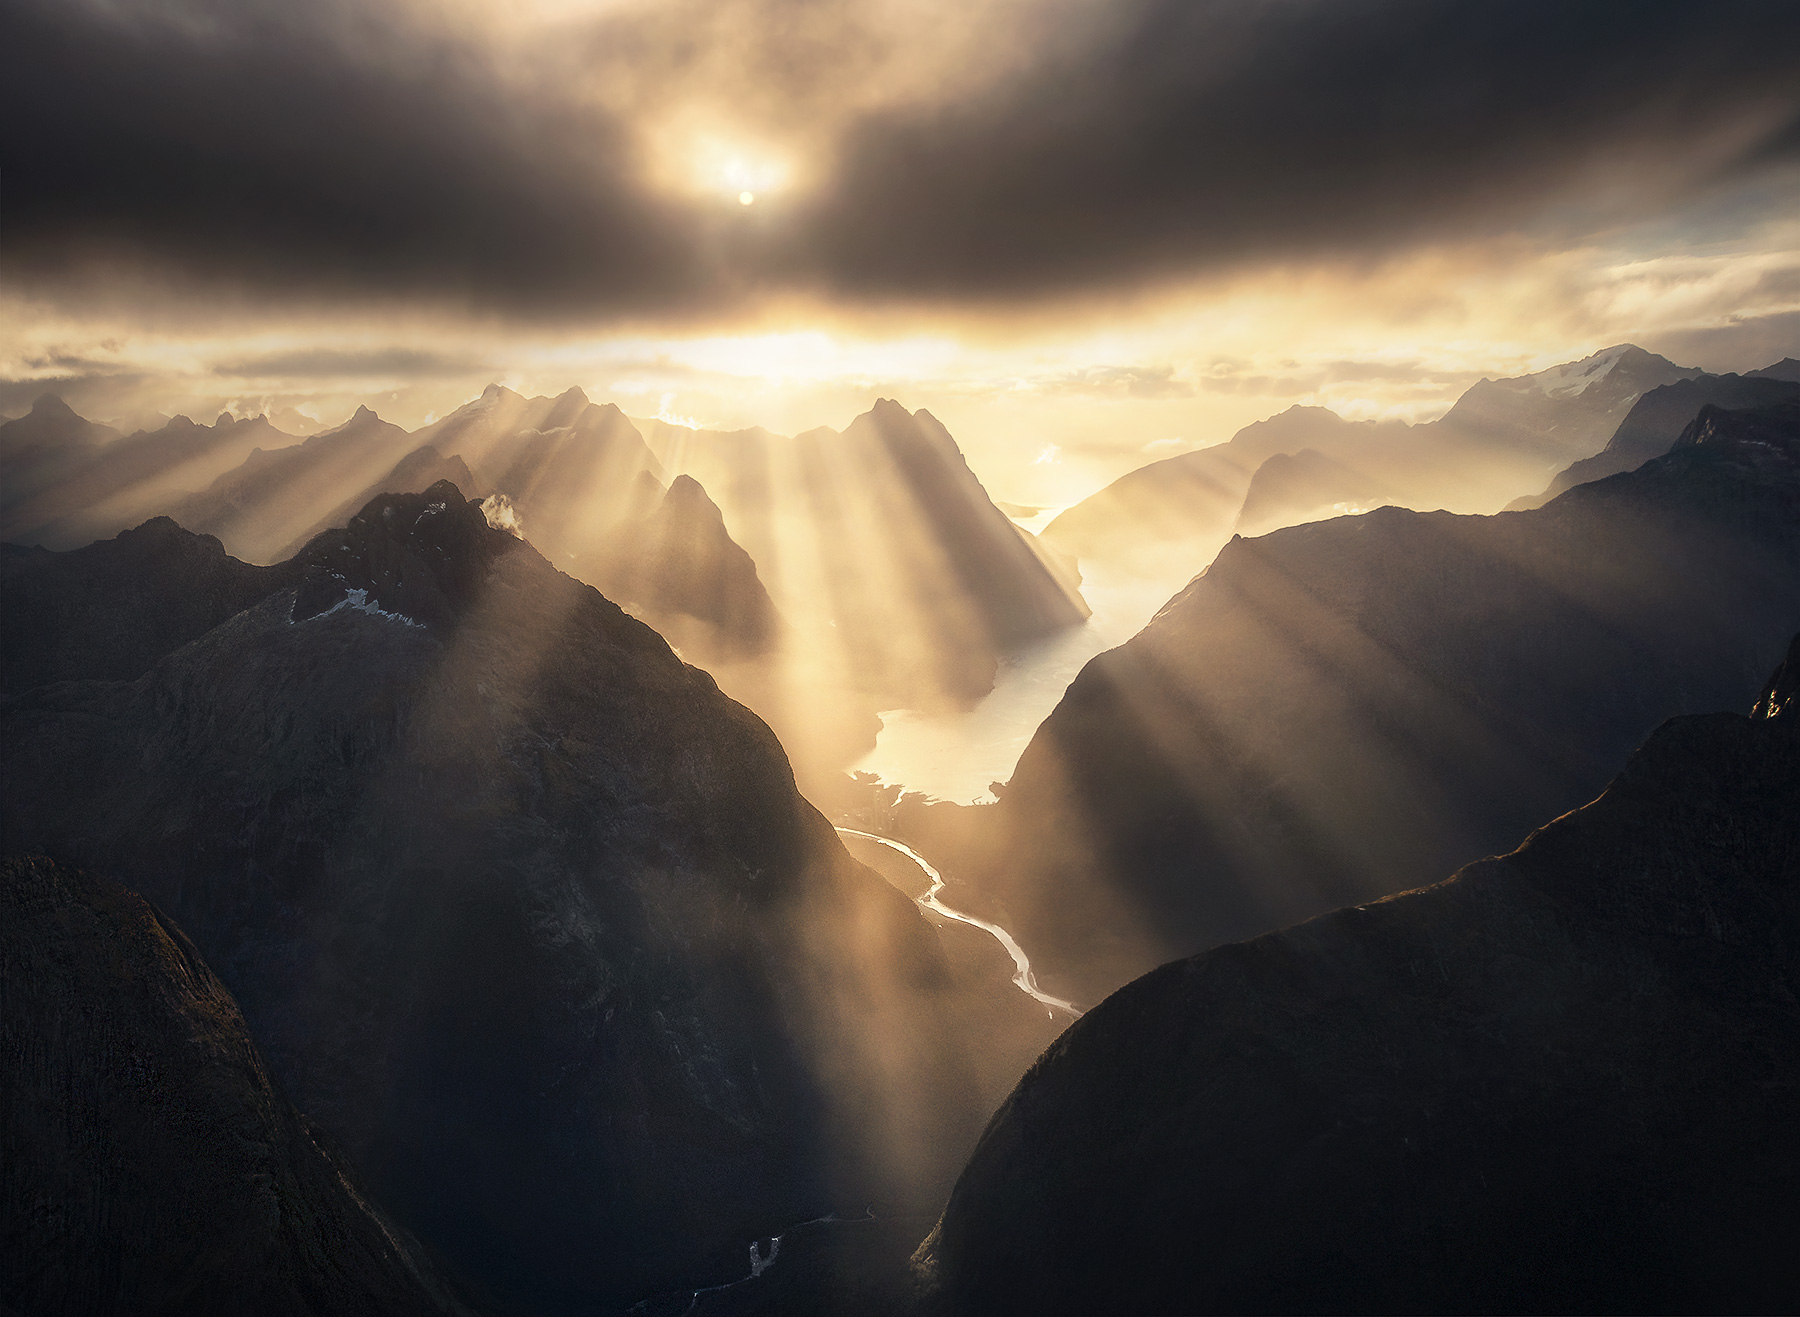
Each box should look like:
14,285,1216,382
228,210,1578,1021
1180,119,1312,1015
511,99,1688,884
918,638,1800,1315
170,406,419,562
590,473,782,661
640,399,1089,708
1044,345,1697,584
1,515,299,695
965,398,1800,1005
1,854,471,1317
0,483,1051,1313
1517,371,1800,508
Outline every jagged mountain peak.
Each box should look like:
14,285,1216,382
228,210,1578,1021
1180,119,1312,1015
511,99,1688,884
28,392,79,419
290,480,530,631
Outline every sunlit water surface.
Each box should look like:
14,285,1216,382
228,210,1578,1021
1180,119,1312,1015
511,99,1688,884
852,564,1187,802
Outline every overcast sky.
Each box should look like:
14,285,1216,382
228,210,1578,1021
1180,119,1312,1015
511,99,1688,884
5,0,1799,502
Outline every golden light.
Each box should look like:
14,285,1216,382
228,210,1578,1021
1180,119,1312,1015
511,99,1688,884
739,191,755,206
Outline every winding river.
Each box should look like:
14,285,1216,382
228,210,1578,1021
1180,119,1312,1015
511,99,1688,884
836,827,1082,1019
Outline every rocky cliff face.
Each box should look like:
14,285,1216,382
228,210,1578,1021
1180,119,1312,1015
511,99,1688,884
0,483,1033,1312
967,398,1800,1005
919,637,1800,1315
1519,371,1800,507
1,854,472,1317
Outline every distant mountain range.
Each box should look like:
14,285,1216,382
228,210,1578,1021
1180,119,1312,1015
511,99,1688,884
1043,344,1726,585
0,483,1055,1312
919,633,1800,1314
958,395,1800,1005
0,387,1087,781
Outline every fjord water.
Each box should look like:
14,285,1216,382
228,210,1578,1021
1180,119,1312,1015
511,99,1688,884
852,558,1186,802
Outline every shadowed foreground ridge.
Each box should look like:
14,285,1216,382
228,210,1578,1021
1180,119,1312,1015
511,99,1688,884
918,634,1800,1315
1,481,1032,1313
0,855,470,1316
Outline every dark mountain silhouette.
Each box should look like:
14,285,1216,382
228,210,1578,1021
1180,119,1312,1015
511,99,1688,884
1,515,299,696
589,473,782,662
1748,356,1800,381
918,638,1800,1315
170,405,419,563
2,410,298,550
1514,371,1800,508
962,398,1800,1005
1,854,473,1316
0,394,118,520
0,482,1054,1313
1045,345,1698,582
276,446,486,561
412,387,787,668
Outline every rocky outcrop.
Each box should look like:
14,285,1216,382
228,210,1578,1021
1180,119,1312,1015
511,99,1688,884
0,482,1044,1312
964,398,1800,1005
1,854,472,1316
919,638,1800,1314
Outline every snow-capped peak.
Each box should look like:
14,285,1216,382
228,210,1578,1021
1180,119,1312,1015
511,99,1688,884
1513,345,1639,398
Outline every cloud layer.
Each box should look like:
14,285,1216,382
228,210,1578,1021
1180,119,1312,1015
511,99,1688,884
3,0,1798,320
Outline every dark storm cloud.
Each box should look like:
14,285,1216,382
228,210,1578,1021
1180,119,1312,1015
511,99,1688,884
212,347,490,378
0,0,706,314
3,0,1798,316
787,0,1800,296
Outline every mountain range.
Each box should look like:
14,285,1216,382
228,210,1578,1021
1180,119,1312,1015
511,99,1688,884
1042,345,1720,587
949,395,1800,1005
7,341,1800,1314
0,388,1088,783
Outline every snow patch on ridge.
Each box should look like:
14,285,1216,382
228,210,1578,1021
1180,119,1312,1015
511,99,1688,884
295,587,424,628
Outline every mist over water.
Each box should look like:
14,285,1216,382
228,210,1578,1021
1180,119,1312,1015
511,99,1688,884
853,559,1190,801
